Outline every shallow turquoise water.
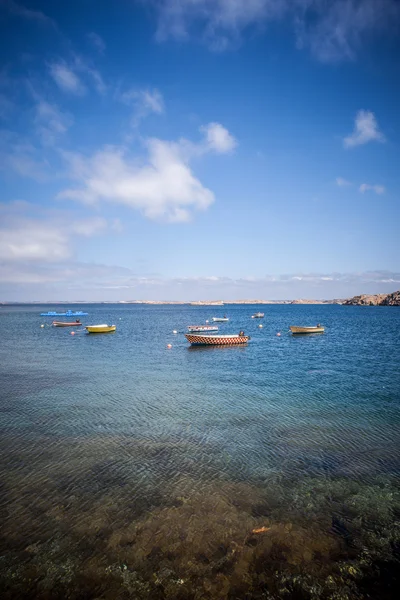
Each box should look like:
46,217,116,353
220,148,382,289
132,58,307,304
0,303,399,598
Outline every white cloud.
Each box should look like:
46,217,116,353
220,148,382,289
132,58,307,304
359,183,385,194
0,204,107,263
294,0,399,62
35,100,73,145
119,88,164,126
201,122,237,153
87,31,106,54
343,110,385,148
151,0,400,61
58,124,237,222
49,62,85,95
1,263,399,300
49,57,106,96
336,177,351,187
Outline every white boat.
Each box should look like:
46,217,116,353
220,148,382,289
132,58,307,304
212,317,229,322
251,312,264,318
187,325,219,333
290,325,324,334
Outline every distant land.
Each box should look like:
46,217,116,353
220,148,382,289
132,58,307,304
342,290,400,306
1,290,399,306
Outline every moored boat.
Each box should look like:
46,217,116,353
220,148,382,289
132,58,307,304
185,333,250,346
212,317,229,322
85,324,116,333
251,312,264,318
187,325,219,333
41,310,88,316
52,321,82,327
290,325,324,334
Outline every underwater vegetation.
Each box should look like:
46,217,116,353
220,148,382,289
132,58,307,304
0,435,399,599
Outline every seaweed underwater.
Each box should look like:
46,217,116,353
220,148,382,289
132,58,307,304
0,434,399,600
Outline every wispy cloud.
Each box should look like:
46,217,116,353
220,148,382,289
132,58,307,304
49,57,106,96
35,100,73,145
87,31,106,55
0,203,107,263
73,55,106,95
49,62,86,95
343,110,385,148
0,0,57,28
359,183,385,194
3,267,399,300
119,88,164,126
0,131,50,181
58,123,237,222
336,177,351,187
151,0,400,61
0,92,13,119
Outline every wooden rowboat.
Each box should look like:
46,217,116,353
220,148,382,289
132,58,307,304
187,325,219,333
85,324,116,333
52,321,82,327
290,325,324,334
185,333,250,346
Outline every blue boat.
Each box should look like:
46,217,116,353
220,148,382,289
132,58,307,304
40,310,89,316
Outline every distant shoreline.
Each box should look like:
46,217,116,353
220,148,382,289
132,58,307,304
1,290,399,306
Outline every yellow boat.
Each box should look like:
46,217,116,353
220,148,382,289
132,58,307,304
290,325,324,334
85,324,116,333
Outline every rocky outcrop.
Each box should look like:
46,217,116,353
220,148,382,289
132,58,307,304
380,290,400,306
343,290,400,306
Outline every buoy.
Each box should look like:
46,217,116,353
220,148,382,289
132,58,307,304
71,331,75,335
276,332,281,337
258,324,263,328
167,343,172,348
172,330,178,334
40,324,44,328
205,320,209,323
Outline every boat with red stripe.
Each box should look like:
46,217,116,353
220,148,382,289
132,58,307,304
185,333,250,346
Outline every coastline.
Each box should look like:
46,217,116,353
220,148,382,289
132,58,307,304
1,290,399,306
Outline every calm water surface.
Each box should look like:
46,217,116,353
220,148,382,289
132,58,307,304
1,304,399,599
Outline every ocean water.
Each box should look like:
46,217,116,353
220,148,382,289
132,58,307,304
0,303,399,599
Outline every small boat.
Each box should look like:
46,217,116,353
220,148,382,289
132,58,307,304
187,325,219,333
251,312,264,318
212,317,229,322
185,333,250,346
41,310,88,316
85,324,116,334
290,325,325,334
52,321,82,327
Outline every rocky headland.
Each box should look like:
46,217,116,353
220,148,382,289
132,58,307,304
343,290,400,306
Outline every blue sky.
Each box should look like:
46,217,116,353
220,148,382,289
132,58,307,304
0,0,399,301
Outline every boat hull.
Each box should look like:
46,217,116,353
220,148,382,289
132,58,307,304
52,321,82,327
41,311,88,316
185,334,249,346
290,326,324,334
251,313,264,318
86,325,116,333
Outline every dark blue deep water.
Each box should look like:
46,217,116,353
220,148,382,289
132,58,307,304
1,304,399,599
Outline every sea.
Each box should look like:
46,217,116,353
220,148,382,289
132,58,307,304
0,303,399,599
